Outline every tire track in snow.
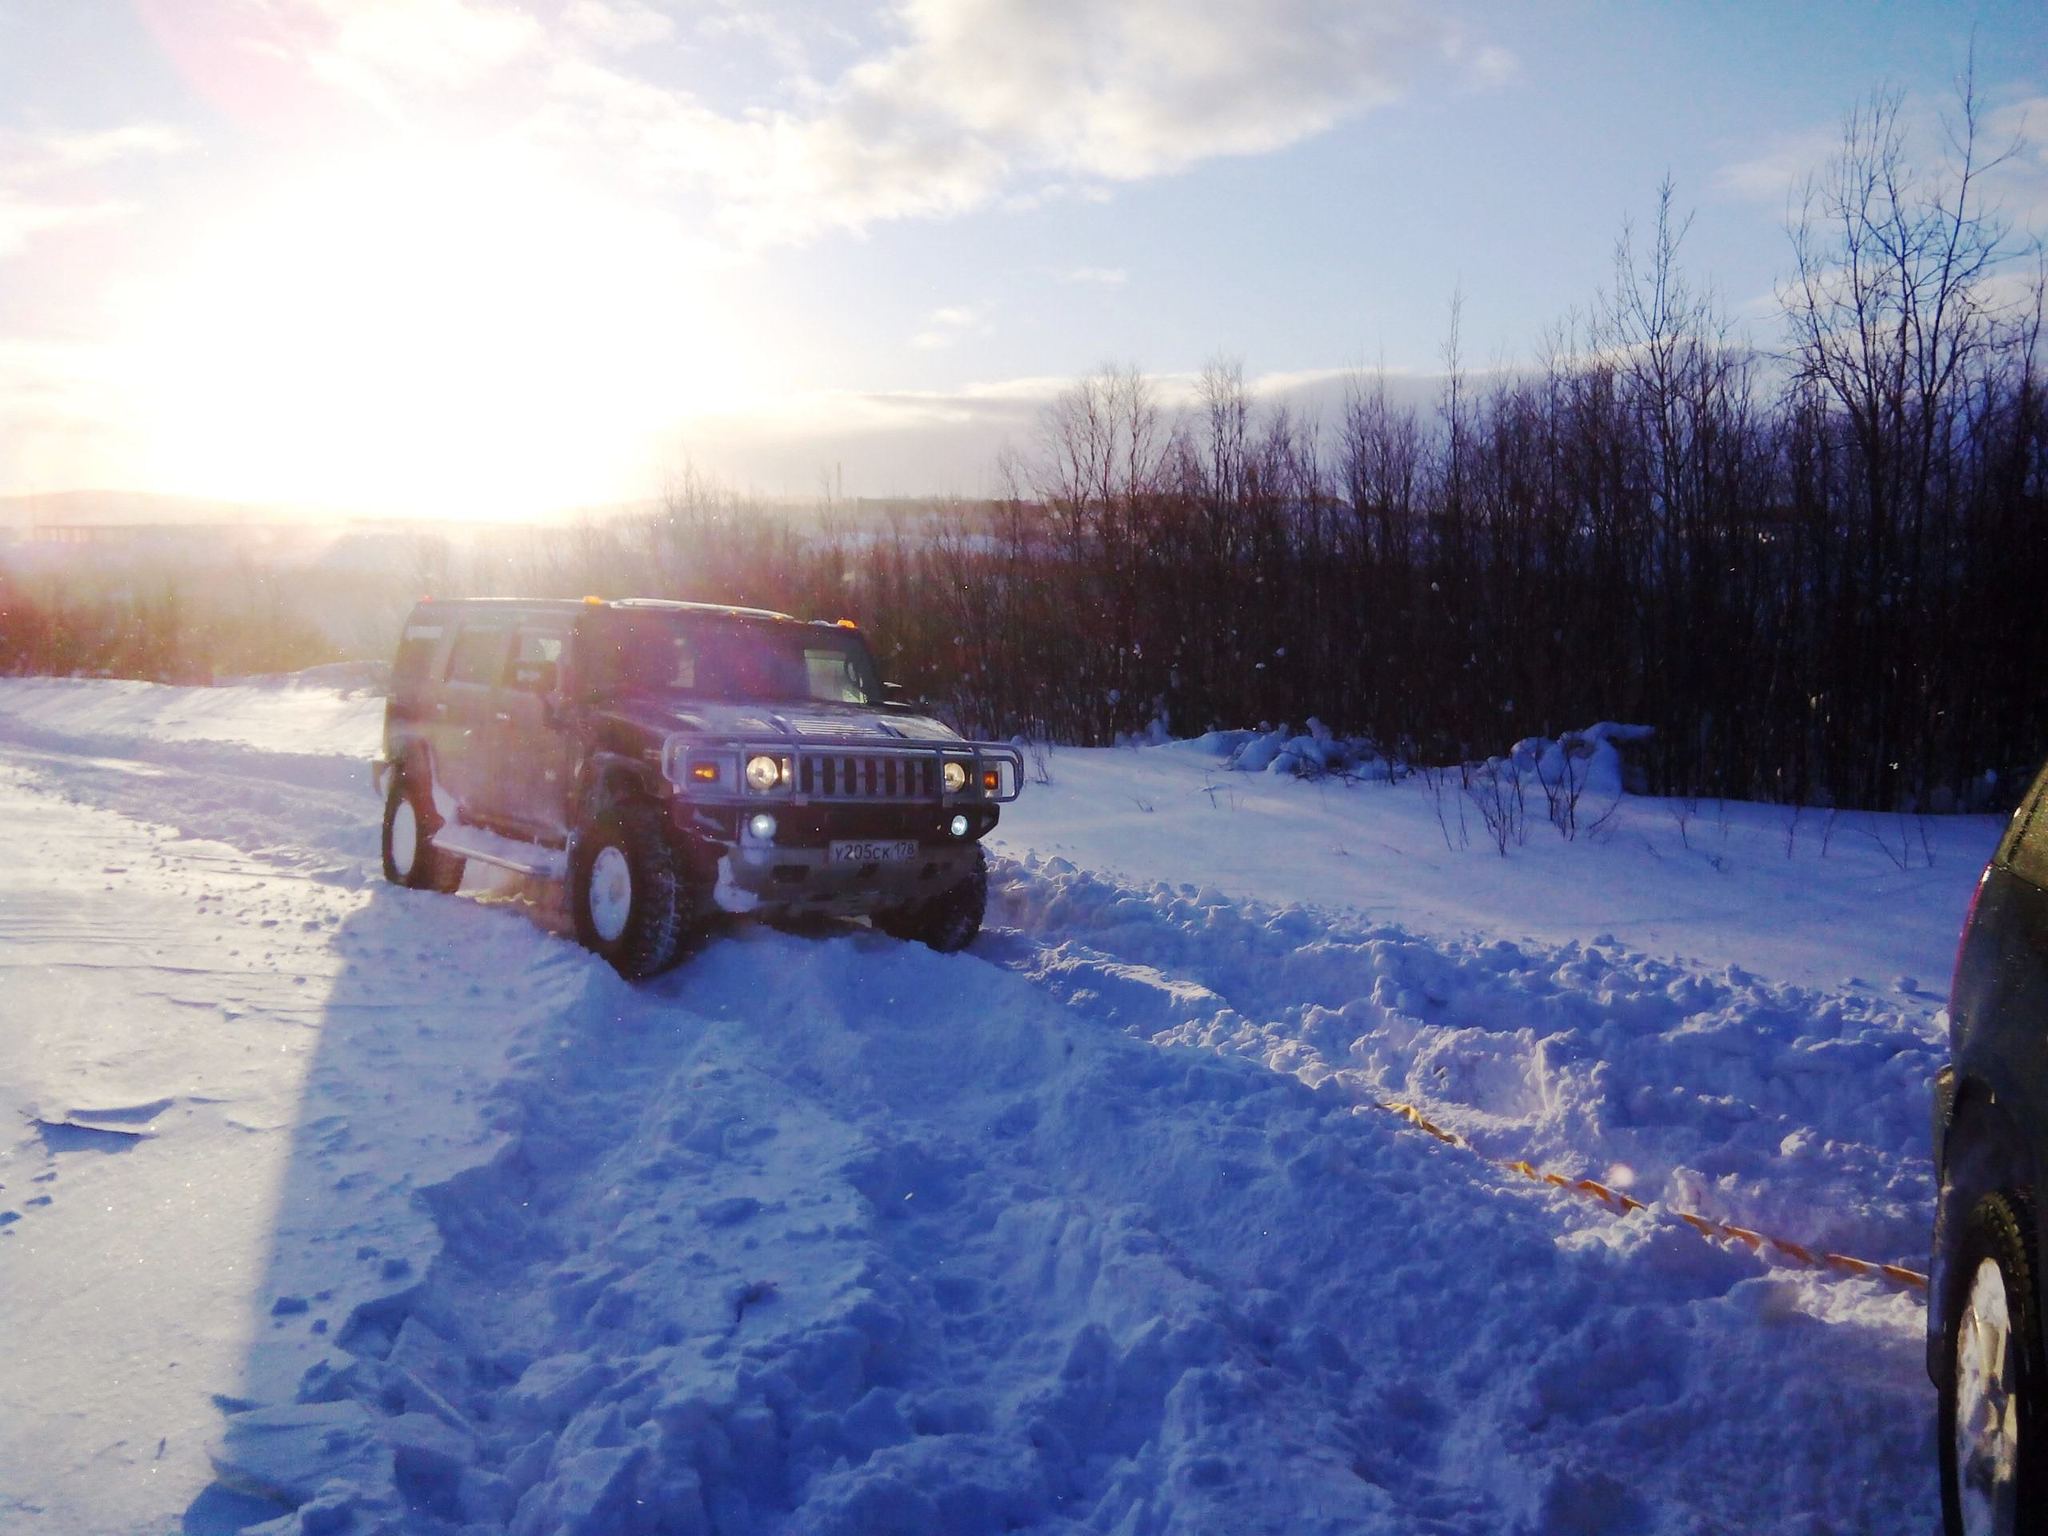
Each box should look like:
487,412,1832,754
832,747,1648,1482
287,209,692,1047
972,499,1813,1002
210,921,1944,1536
234,931,1508,1533
988,853,1942,1271
0,690,1941,1531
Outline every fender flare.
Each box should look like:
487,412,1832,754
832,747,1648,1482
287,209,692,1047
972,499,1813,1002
576,750,666,821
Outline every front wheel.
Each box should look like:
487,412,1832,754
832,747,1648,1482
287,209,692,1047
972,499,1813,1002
1941,1190,2047,1536
568,802,695,980
874,846,987,953
381,770,465,893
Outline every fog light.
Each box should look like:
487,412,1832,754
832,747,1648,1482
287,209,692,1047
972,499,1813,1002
949,814,970,837
749,813,778,841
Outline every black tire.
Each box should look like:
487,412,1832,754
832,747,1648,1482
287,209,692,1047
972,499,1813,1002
568,801,695,980
873,846,987,953
381,769,465,893
1941,1190,2048,1536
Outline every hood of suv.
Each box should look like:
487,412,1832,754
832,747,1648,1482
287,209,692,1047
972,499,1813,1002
607,696,965,746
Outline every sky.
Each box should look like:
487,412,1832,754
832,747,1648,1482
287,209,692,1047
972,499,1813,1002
0,0,2043,520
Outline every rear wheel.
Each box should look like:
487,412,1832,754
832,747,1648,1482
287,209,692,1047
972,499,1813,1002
381,770,465,893
1942,1190,2047,1536
569,801,696,980
874,846,987,953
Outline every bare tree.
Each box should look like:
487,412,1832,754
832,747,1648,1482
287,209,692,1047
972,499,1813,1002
1780,62,2021,806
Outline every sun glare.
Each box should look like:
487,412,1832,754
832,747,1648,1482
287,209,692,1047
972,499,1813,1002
126,148,759,519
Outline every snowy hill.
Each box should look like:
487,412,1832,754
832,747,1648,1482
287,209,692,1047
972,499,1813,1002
0,677,1993,1534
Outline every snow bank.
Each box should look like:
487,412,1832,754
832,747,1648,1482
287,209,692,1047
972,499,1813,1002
992,855,1939,1266
213,926,1936,1535
0,674,383,760
0,678,1962,1533
1215,719,1654,800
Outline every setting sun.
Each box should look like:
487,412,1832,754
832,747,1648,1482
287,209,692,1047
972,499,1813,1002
126,147,756,517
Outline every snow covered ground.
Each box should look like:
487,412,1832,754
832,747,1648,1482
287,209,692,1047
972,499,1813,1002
0,676,1999,1535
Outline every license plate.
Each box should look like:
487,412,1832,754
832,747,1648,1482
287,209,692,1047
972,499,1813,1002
830,839,918,864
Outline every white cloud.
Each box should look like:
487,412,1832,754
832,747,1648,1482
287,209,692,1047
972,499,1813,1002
170,0,1472,247
267,0,1458,246
563,0,675,54
910,304,986,350
831,0,1439,184
38,123,192,168
1984,95,2048,230
300,0,544,106
0,123,190,260
1713,126,1840,205
1717,92,2046,239
1463,44,1518,89
0,197,128,258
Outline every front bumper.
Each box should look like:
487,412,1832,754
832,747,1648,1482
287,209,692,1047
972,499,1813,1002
713,838,982,917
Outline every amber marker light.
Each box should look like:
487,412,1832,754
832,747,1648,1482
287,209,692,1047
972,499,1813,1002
981,768,1000,793
690,762,720,783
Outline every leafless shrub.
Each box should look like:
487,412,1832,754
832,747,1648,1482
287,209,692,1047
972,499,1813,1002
1463,759,1527,856
1855,810,1937,870
1535,741,1590,840
1417,761,1466,853
1022,725,1055,786
1668,794,1697,851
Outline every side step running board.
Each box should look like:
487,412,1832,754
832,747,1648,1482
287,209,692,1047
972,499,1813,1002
431,827,568,881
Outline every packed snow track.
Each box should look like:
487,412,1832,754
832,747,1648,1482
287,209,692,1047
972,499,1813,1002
0,678,1964,1534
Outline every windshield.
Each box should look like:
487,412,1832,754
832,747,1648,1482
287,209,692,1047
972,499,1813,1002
589,612,883,706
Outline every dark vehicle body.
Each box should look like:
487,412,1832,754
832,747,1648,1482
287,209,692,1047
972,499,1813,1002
374,597,1020,976
1931,760,2048,1534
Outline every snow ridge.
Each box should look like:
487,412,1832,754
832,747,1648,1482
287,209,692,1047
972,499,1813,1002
217,918,1940,1535
219,933,1480,1533
0,678,1947,1533
991,852,1940,1267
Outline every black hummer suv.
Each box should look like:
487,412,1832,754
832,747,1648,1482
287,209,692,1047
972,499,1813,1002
373,597,1021,978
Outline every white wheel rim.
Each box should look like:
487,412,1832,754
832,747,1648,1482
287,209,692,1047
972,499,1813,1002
1956,1255,2022,1536
589,845,633,943
391,797,419,879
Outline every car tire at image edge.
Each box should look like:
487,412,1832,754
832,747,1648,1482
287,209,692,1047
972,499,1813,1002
1942,1189,2048,1536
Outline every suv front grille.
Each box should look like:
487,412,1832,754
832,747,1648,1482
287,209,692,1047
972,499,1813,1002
798,751,939,802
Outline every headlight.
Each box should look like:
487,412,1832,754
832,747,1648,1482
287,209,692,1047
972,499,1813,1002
942,760,969,793
745,754,783,792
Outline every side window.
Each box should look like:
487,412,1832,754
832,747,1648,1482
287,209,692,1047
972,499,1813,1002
507,630,566,693
2007,767,2048,890
392,620,443,695
447,624,510,687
